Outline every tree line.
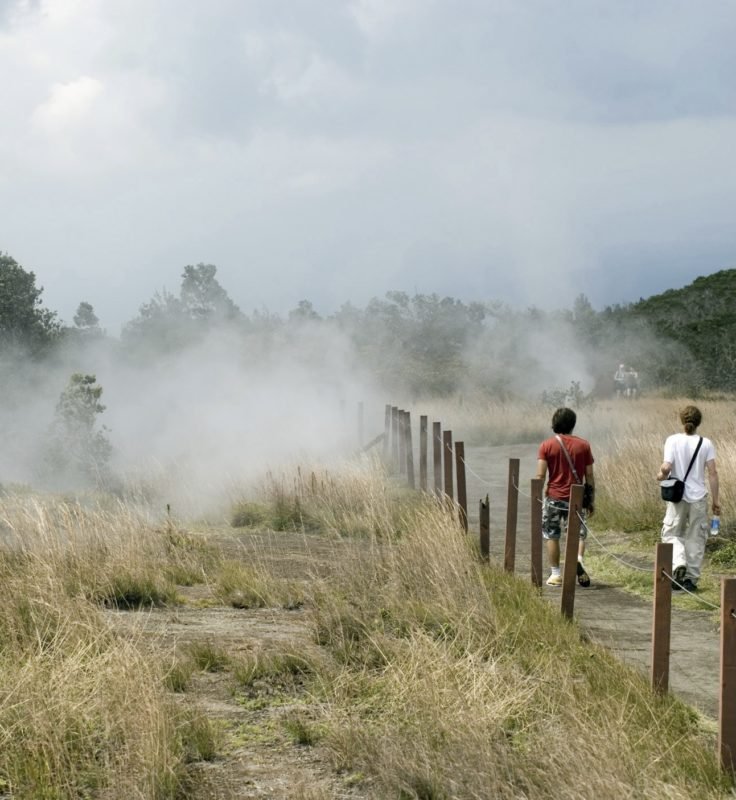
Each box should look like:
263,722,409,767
3,251,733,398
0,248,736,484
1,251,733,490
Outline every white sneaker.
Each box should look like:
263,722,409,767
546,573,562,587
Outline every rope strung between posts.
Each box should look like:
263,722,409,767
488,465,733,616
660,568,722,611
512,477,535,500
574,508,728,614
459,456,495,491
513,478,652,574
573,510,651,574
512,478,649,572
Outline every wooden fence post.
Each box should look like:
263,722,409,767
504,458,520,573
419,415,428,492
530,478,544,588
651,542,673,693
443,430,454,505
391,406,399,470
561,484,584,620
479,494,490,559
398,410,406,474
719,578,736,775
433,422,442,498
383,404,391,461
405,411,415,489
455,441,468,532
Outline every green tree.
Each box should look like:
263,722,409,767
121,289,190,355
355,292,486,396
121,264,244,359
68,300,105,343
0,253,60,352
47,373,112,486
180,263,241,321
73,301,100,331
288,299,321,323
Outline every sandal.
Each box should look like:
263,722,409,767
576,562,591,587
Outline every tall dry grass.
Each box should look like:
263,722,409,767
231,455,424,538
1,417,731,798
291,494,727,798
417,393,731,447
0,493,218,798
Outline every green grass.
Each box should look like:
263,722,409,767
95,570,179,608
282,710,325,746
232,650,314,688
214,561,304,609
231,501,271,528
585,529,726,612
186,641,231,673
708,533,736,569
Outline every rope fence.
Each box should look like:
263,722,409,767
376,399,736,778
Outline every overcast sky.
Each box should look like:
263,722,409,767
1,0,735,332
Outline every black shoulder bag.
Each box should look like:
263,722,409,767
555,435,594,509
660,436,702,503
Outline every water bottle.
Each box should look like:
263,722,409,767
710,515,720,536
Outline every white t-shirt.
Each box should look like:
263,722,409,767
663,433,716,502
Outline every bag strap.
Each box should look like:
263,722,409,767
555,435,582,484
682,436,703,482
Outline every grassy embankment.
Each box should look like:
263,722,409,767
1,396,734,798
231,457,729,798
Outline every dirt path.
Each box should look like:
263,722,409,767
110,596,367,799
464,443,721,719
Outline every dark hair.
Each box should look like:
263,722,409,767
680,405,702,435
552,407,577,434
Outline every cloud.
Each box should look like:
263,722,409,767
31,75,103,132
0,0,734,330
348,0,424,39
243,30,355,103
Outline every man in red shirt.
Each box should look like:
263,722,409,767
535,407,595,587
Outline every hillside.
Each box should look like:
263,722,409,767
625,268,736,392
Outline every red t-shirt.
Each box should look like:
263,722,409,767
538,434,594,501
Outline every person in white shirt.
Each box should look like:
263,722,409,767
656,405,720,592
614,364,626,397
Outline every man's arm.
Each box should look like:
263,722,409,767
585,464,595,515
706,459,720,515
535,459,548,485
656,461,672,481
584,464,595,489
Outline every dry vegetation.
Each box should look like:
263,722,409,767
423,394,736,530
0,497,220,798
0,397,734,798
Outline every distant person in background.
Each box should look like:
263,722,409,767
535,407,595,587
656,405,719,592
614,363,626,397
625,367,639,399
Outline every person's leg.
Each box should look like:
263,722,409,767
546,538,560,568
542,498,566,585
576,520,590,586
683,498,708,584
661,501,687,585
